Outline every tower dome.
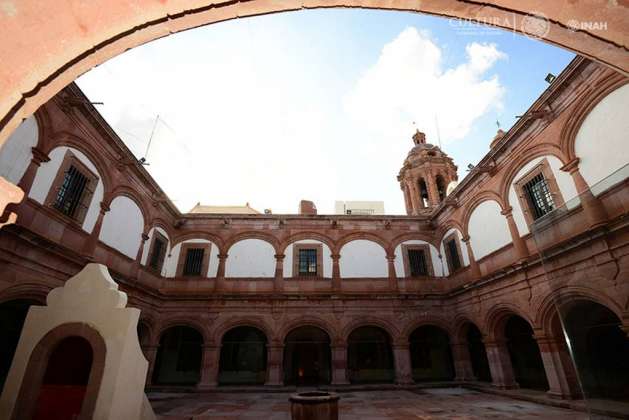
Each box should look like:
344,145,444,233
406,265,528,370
397,130,458,215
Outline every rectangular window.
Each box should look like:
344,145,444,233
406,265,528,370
46,151,98,225
446,239,461,271
408,249,428,276
148,234,167,272
183,248,205,276
522,173,555,220
298,248,318,276
53,165,89,218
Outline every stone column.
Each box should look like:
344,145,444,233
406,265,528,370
82,201,110,256
331,343,349,385
386,254,398,291
426,175,440,207
132,232,149,278
17,147,50,194
484,340,518,389
535,334,580,399
561,158,608,228
215,253,228,291
274,254,285,293
266,341,284,386
331,254,341,291
142,345,159,386
501,207,529,261
402,184,413,215
407,181,420,215
197,344,220,389
461,235,481,279
393,342,413,385
451,340,475,382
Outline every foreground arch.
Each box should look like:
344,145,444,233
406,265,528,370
152,326,203,386
218,326,268,385
1,1,628,148
283,326,331,386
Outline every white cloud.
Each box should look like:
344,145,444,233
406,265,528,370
344,27,506,144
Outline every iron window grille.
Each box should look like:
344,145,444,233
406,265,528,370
408,249,429,276
149,237,167,272
298,249,318,276
52,164,92,219
522,173,555,220
446,239,461,271
182,248,205,276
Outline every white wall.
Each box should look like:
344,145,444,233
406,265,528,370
99,196,144,259
575,84,629,190
508,155,579,235
226,239,275,277
468,200,511,260
394,240,444,277
283,240,332,277
439,228,470,276
340,239,387,278
163,239,219,278
29,146,104,233
0,115,38,185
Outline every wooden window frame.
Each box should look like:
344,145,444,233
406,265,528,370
45,150,99,225
402,244,434,277
147,230,168,274
292,243,323,278
443,232,463,274
176,242,211,278
514,158,565,227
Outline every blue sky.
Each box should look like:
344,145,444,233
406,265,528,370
77,8,575,214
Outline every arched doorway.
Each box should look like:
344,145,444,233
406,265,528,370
465,323,491,382
33,336,93,420
347,326,394,384
409,325,455,382
283,326,331,386
436,175,447,201
152,326,203,385
218,326,267,385
505,315,548,390
0,299,41,389
562,300,629,399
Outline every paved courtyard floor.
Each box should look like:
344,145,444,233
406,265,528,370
149,388,595,419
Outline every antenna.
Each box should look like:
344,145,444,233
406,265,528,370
434,114,443,149
141,114,159,165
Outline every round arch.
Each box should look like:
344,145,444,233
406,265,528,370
42,133,114,197
279,231,335,255
347,325,395,384
461,192,506,236
498,143,569,206
436,220,466,245
109,185,151,229
218,325,268,385
341,317,400,344
336,232,389,255
172,231,225,253
560,73,628,162
483,303,535,341
278,317,337,344
156,319,209,345
152,324,204,386
402,317,455,343
225,232,280,255
212,317,274,345
147,218,175,244
389,232,438,255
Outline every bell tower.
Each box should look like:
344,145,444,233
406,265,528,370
397,130,458,215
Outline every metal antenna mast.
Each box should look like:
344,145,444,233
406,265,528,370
142,114,159,164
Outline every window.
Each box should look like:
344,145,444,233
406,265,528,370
46,150,98,224
402,244,434,277
292,243,323,277
183,248,205,276
148,231,168,273
514,158,565,226
443,233,463,274
298,249,318,276
176,242,211,277
408,249,428,276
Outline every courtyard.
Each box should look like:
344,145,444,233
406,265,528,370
150,388,598,419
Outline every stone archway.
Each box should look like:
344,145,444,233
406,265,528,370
283,326,331,386
0,0,627,150
218,326,268,385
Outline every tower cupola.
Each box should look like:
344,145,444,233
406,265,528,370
397,130,458,215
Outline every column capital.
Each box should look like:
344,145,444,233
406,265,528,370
30,147,50,165
461,234,471,243
274,254,285,261
560,157,580,174
99,201,110,214
141,232,150,242
500,206,514,217
331,253,341,260
386,254,396,262
217,253,229,260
